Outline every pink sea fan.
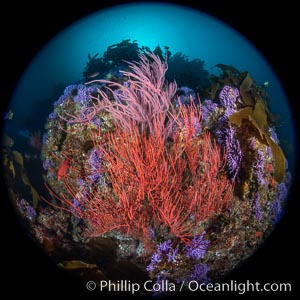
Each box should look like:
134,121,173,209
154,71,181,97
88,51,177,137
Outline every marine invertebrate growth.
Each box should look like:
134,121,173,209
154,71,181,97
44,52,234,246
38,45,292,290
90,51,177,136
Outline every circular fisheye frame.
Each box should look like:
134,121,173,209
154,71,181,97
1,2,296,297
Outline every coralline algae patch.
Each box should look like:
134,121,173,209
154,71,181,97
2,42,291,295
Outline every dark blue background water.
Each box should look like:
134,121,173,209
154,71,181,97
4,3,296,173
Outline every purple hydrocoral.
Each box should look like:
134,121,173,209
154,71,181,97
70,198,82,217
148,227,156,239
166,248,179,263
219,85,240,110
227,137,242,181
223,107,236,119
215,86,240,146
54,84,78,106
266,146,272,159
253,192,262,221
270,182,287,224
73,84,90,105
214,86,243,181
268,127,279,143
54,84,94,108
158,240,173,252
193,117,201,135
89,147,101,168
48,112,56,119
87,147,102,184
91,117,103,128
215,122,230,148
216,85,240,135
42,132,48,145
146,252,162,272
86,84,99,94
18,198,37,222
253,150,267,186
186,231,209,260
77,178,85,187
216,125,242,181
178,115,202,136
176,86,197,105
190,263,210,283
248,137,257,150
201,99,218,121
218,86,239,121
26,206,37,221
146,240,176,272
146,235,210,285
42,157,54,171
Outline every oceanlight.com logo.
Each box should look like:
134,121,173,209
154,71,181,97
85,279,292,294
187,280,292,294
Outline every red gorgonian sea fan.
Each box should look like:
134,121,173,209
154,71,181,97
45,52,234,245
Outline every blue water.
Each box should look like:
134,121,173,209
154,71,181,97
4,2,297,173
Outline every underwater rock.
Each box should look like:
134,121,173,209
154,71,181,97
38,52,290,289
2,40,292,297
